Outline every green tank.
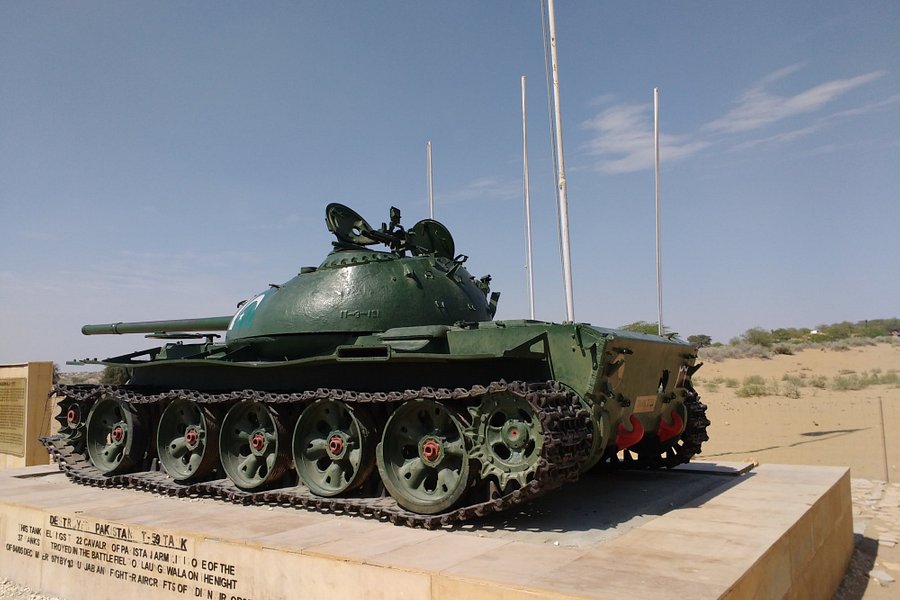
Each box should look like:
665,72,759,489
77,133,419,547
46,203,709,527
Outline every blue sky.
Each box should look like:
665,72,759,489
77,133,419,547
1,1,898,369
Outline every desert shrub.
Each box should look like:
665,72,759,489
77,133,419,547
830,370,898,391
782,374,805,387
809,375,828,389
782,384,801,399
725,378,739,388
736,375,769,397
879,371,900,386
832,374,864,391
100,366,129,385
699,343,773,361
687,334,713,348
705,382,720,392
773,344,794,355
741,327,775,348
620,321,665,335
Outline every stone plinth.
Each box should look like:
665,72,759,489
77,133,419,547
0,461,852,600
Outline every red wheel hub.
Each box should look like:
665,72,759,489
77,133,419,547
422,439,441,462
250,433,266,451
328,435,344,455
111,426,125,443
185,428,199,446
67,408,78,424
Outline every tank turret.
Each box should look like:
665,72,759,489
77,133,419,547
82,204,499,361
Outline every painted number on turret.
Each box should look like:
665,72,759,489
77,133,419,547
340,310,380,319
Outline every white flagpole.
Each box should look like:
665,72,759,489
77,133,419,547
522,75,536,320
547,0,575,322
426,141,434,219
654,87,664,336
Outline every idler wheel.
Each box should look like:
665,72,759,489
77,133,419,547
293,399,375,497
219,400,289,491
157,398,220,483
376,399,471,515
56,398,88,454
85,397,149,475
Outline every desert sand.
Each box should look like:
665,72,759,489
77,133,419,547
695,342,900,481
694,342,900,599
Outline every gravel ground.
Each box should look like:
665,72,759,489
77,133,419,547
833,479,900,600
0,579,58,600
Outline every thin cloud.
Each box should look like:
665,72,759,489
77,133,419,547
580,103,709,174
828,92,900,119
731,123,823,152
442,176,519,203
704,68,885,134
579,66,892,171
732,91,900,151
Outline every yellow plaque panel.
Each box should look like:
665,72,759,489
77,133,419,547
0,378,27,457
633,394,657,414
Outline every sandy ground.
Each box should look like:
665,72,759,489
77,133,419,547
696,342,900,481
695,342,900,599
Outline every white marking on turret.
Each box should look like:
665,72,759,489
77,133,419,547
228,293,266,330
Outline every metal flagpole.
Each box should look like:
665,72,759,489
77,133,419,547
426,141,434,219
522,76,536,320
654,87,664,336
547,0,575,322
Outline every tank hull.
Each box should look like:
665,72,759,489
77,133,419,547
51,320,708,526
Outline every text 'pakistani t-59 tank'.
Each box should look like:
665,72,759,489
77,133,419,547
45,203,709,528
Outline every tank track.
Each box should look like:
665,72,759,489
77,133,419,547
41,381,591,529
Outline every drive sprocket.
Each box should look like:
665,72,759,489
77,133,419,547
467,389,544,493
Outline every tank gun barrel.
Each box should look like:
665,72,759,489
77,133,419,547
82,316,233,336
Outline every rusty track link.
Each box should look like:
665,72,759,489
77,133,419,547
41,381,591,529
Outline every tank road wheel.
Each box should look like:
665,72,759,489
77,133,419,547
292,400,376,497
157,399,220,483
376,399,471,515
85,397,149,475
56,397,89,454
219,400,289,491
469,392,543,493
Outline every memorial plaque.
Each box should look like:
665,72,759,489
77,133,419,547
0,378,27,457
3,510,250,600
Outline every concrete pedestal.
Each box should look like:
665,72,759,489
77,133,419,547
0,461,852,600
